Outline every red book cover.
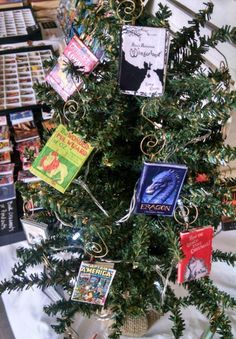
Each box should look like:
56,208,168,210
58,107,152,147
177,226,214,283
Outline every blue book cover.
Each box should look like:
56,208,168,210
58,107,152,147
135,162,188,216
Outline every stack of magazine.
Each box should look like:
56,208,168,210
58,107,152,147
10,110,41,184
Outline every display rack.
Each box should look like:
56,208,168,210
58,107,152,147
0,6,42,44
0,45,53,114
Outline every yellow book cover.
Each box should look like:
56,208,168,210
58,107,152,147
30,124,94,193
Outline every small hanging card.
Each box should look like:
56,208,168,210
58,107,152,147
71,261,116,306
134,162,187,216
177,226,214,283
221,216,236,231
30,124,94,193
119,25,169,97
46,35,99,101
20,218,48,245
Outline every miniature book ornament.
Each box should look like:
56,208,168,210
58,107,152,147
46,34,99,101
119,25,169,97
135,162,187,216
71,262,116,306
177,226,214,283
21,218,48,245
30,124,94,193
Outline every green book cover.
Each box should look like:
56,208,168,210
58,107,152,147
30,124,94,193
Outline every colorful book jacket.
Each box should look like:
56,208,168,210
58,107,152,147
0,152,11,164
0,183,16,202
30,124,94,193
119,26,169,97
177,226,214,283
10,111,39,142
0,163,14,175
71,262,116,306
18,170,40,183
134,162,187,216
0,126,10,142
46,35,99,101
46,55,83,102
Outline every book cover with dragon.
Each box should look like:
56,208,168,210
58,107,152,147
30,124,94,193
134,162,187,216
71,262,116,306
177,226,214,283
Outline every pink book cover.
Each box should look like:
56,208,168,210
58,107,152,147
177,226,214,283
64,35,99,74
46,36,99,101
46,56,83,102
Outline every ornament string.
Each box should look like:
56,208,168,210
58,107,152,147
51,245,84,252
140,104,166,160
155,260,176,305
83,150,97,183
177,199,189,229
74,177,110,217
214,224,222,237
64,326,80,339
115,181,138,224
54,211,74,227
185,130,212,146
164,130,212,162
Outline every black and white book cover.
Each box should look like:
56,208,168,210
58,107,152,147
20,218,48,245
119,25,169,97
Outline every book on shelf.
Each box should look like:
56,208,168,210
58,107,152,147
0,0,23,8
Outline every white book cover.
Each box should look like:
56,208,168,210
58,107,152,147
119,25,169,97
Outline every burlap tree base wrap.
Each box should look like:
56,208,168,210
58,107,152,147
121,310,161,337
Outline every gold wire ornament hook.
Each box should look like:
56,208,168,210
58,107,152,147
84,225,110,258
42,253,53,270
140,104,166,159
63,100,85,122
174,198,198,229
114,0,145,24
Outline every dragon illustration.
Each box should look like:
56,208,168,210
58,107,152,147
142,170,177,204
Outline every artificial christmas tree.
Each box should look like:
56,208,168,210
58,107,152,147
1,1,236,338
